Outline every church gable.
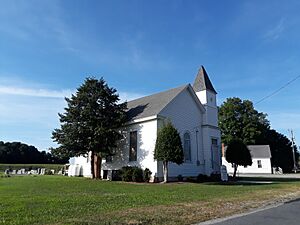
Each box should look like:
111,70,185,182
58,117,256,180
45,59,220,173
159,85,205,122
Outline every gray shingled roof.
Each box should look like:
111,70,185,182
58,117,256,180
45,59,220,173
126,84,188,121
193,66,217,94
224,145,271,159
247,145,271,158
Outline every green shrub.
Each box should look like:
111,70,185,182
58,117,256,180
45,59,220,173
112,170,122,181
132,167,144,182
143,168,152,182
186,176,195,182
209,173,221,182
120,166,148,182
0,173,10,178
120,166,134,182
177,174,183,181
197,174,209,183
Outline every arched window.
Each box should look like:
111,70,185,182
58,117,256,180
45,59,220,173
184,132,191,161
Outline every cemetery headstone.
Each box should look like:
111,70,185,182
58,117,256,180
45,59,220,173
40,168,46,175
221,165,228,182
21,168,26,174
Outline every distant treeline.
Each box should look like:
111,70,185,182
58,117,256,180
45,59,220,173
0,141,69,164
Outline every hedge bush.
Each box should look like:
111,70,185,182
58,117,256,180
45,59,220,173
177,174,183,181
197,174,209,183
132,167,144,182
196,173,221,182
143,168,152,182
120,166,152,182
120,166,134,182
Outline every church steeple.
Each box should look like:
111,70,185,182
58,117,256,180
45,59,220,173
193,66,217,94
192,66,220,176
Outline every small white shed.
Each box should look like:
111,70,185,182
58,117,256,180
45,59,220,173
222,145,272,174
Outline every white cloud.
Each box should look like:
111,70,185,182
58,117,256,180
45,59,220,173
0,84,144,101
0,1,79,53
263,18,285,41
0,95,65,150
0,85,73,98
0,83,145,150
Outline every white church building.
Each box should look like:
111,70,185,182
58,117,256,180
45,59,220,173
69,66,221,181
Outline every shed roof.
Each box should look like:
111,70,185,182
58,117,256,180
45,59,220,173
224,145,271,159
247,145,271,158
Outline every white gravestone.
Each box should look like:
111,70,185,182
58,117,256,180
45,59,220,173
221,165,228,182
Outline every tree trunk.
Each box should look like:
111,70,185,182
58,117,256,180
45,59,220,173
233,163,238,180
93,154,97,179
93,154,102,179
90,151,95,179
163,161,168,183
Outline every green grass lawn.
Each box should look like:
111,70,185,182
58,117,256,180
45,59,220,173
1,176,300,225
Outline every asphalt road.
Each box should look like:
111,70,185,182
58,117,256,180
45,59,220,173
199,199,300,225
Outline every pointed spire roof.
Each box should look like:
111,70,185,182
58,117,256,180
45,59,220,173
193,65,217,94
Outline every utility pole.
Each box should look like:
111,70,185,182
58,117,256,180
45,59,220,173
288,129,298,173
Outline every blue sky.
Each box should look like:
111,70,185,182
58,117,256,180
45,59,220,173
1,0,300,150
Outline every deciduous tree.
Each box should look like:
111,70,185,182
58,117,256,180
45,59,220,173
257,129,299,173
220,97,299,173
0,141,67,164
219,97,269,145
225,139,252,179
154,122,184,182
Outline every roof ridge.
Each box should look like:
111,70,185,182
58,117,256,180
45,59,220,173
247,145,270,147
126,84,189,121
127,84,188,104
156,84,190,116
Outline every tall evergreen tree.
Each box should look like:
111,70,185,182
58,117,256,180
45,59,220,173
154,122,184,182
52,77,127,178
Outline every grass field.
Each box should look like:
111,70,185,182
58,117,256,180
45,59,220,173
1,176,300,225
